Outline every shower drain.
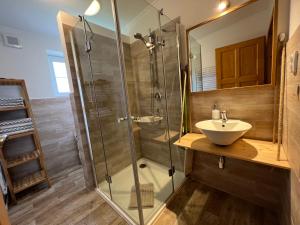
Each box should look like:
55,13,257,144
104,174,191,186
139,163,147,168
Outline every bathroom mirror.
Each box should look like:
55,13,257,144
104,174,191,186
187,0,277,93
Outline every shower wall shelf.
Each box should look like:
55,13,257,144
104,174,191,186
0,79,51,204
175,133,290,170
153,130,179,143
133,116,163,123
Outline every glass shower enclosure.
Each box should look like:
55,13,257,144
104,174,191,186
68,0,185,224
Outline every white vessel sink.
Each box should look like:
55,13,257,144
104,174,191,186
195,119,252,145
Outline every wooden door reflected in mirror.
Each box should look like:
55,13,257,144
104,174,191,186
188,0,276,93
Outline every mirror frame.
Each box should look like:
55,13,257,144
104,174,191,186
186,0,278,95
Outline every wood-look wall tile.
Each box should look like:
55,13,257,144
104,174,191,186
190,85,275,141
191,151,288,210
282,24,300,225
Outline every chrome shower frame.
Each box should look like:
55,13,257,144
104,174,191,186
111,0,145,224
69,1,184,224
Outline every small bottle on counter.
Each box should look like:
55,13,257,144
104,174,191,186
212,104,220,120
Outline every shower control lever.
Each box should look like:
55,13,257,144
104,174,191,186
117,116,128,123
154,92,162,100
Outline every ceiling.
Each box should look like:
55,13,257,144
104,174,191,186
0,0,268,37
146,0,249,29
0,0,156,36
0,0,88,36
189,0,274,40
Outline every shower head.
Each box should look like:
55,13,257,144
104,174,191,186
134,33,155,50
134,33,148,46
161,28,175,33
134,33,144,40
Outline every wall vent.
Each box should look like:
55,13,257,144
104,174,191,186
1,33,22,49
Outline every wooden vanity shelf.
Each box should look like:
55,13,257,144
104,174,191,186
174,133,290,170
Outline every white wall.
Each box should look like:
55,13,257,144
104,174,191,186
0,25,62,99
196,8,271,68
147,0,290,37
289,0,300,38
147,0,248,29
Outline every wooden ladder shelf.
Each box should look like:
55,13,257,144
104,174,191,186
0,79,51,203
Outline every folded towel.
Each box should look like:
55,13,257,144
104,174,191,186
0,165,7,195
0,118,32,127
0,97,24,107
0,135,7,196
0,126,34,136
0,118,33,136
0,97,23,102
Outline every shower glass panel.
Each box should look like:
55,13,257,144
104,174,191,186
116,0,184,223
158,14,186,190
70,5,141,223
71,21,109,198
67,0,185,224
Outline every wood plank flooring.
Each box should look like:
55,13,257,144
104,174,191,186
8,166,280,225
153,179,279,225
8,166,128,225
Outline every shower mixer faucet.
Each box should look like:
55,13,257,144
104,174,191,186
154,92,162,100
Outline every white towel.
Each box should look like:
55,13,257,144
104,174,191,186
0,118,33,136
0,166,7,195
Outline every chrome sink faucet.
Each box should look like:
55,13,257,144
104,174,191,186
221,111,228,126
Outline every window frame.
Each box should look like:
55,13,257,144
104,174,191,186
47,51,70,96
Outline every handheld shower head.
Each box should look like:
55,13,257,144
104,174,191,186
134,33,144,40
134,33,155,50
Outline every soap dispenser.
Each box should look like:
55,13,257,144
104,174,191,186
212,104,220,120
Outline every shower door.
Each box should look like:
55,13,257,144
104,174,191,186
115,0,185,223
158,13,186,192
70,10,143,225
68,0,184,224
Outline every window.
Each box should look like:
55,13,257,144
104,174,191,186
47,52,70,95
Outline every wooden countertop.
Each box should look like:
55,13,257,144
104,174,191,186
174,133,290,170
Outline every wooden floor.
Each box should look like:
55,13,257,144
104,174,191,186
153,179,279,225
8,166,128,225
8,167,280,225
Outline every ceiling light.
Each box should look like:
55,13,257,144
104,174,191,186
218,0,230,11
84,0,101,16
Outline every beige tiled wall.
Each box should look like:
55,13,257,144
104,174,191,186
2,96,81,181
128,20,185,172
282,25,300,225
190,85,275,141
71,26,142,183
31,97,81,177
191,151,288,210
